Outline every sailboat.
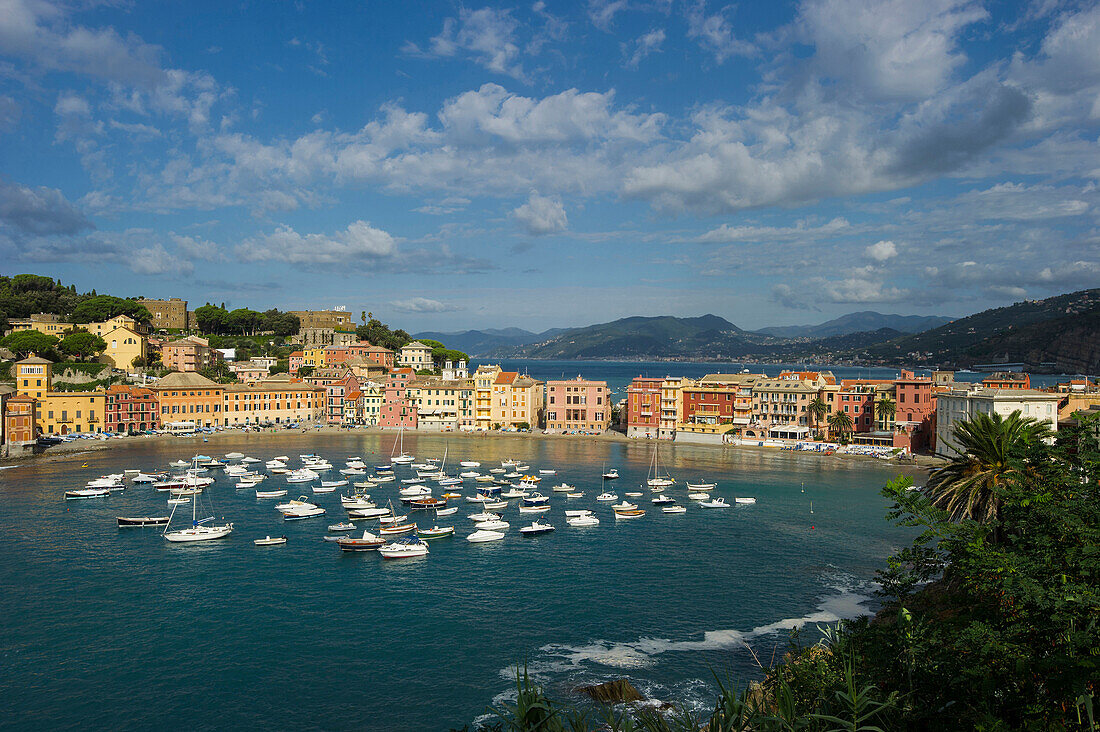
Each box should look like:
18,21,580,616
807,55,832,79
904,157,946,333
163,459,233,542
646,444,674,488
390,424,415,464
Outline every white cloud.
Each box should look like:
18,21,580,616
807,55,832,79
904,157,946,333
236,220,397,265
686,1,756,63
697,217,850,243
512,193,568,235
865,240,898,262
413,8,527,81
130,243,193,275
389,297,462,314
588,0,631,30
624,28,665,68
171,233,223,261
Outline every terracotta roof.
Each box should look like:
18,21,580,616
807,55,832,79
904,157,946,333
345,391,362,400
152,371,219,388
289,351,304,358
494,371,519,385
17,356,52,365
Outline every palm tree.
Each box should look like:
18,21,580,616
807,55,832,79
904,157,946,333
808,397,829,438
827,411,853,441
927,410,1052,524
875,395,896,431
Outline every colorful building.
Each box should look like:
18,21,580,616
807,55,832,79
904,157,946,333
397,341,434,370
408,376,476,431
677,373,762,442
982,372,1031,390
15,356,52,401
626,377,663,438
3,393,37,456
6,313,73,337
222,376,324,426
161,336,221,372
935,387,1059,458
39,392,106,435
104,385,159,434
151,372,225,428
288,351,304,376
99,325,148,370
545,377,610,433
747,371,834,440
379,368,417,429
347,342,395,368
289,309,354,330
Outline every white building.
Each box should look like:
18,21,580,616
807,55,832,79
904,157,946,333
935,387,1060,457
398,341,434,369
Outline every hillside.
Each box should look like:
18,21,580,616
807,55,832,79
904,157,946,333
414,327,564,356
757,311,952,339
850,288,1100,371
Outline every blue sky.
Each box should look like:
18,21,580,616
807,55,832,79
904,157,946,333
0,0,1097,333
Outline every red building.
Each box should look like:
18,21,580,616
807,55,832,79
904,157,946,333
982,372,1031,390
347,342,395,369
379,368,417,429
626,377,662,437
104,385,159,434
326,372,361,424
892,370,935,452
323,346,351,366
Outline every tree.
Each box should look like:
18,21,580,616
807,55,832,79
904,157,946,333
875,395,896,430
297,365,315,377
808,397,829,436
57,330,107,361
260,309,299,337
926,410,1052,524
71,295,151,324
193,304,229,334
228,308,262,335
827,410,853,441
1,330,58,358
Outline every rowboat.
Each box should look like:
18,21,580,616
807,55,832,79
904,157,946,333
65,488,109,500
116,516,169,527
686,482,716,490
734,497,757,505
379,523,416,536
256,489,288,498
254,536,287,546
613,508,646,519
419,525,455,539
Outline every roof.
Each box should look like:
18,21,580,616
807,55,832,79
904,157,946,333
18,356,52,365
697,373,763,386
152,371,219,388
402,341,431,350
223,381,323,393
356,344,393,353
106,385,154,396
345,391,362,400
288,351,304,358
262,372,294,382
0,384,14,396
494,371,519,385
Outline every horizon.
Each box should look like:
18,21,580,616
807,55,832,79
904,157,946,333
1,1,1098,331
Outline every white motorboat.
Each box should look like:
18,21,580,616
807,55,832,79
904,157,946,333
522,492,549,505
341,494,375,509
437,477,463,486
254,536,287,546
380,514,409,525
353,481,377,489
602,468,619,480
348,507,391,519
700,497,731,508
465,494,490,503
468,511,501,522
475,519,509,531
372,474,396,483
459,471,481,479
87,475,125,488
489,468,505,474
466,529,505,543
566,492,584,498
419,525,456,539
551,483,575,492
65,488,109,500
237,480,259,490
688,492,710,500
286,469,318,484
328,522,356,532
734,497,757,505
321,479,348,488
596,492,618,502
624,491,643,497
255,489,287,498
520,520,555,535
169,460,189,468
340,468,366,475
611,501,638,510
567,515,600,527
662,505,687,514
459,461,481,468
336,531,385,551
283,506,326,520
312,484,337,494
241,457,260,464
518,504,550,513
651,494,676,505
686,482,716,490
225,452,245,460
503,471,522,479
166,497,190,506
501,459,518,467
516,465,531,472
399,484,432,498
538,469,556,475
565,509,593,518
273,456,289,461
378,536,429,558
274,497,317,511
501,488,529,499
131,473,159,484
435,506,458,516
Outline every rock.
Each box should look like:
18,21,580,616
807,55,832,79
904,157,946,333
575,679,645,704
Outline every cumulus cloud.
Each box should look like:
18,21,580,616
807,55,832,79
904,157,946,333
389,297,462,314
237,220,397,265
512,193,568,235
407,7,527,81
686,1,756,62
171,233,223,261
865,240,898,262
0,179,93,236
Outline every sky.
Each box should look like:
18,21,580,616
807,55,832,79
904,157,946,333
0,0,1098,333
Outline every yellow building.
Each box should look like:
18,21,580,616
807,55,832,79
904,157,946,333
408,376,475,431
40,391,106,435
7,314,73,337
221,376,325,426
99,326,148,370
15,356,52,401
85,315,149,337
302,347,328,368
475,365,544,429
474,364,499,429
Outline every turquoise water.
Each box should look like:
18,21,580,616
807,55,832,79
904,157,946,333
0,433,922,730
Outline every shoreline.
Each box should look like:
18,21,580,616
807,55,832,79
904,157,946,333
2,425,943,469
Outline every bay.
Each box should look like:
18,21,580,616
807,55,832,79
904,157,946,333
0,430,923,730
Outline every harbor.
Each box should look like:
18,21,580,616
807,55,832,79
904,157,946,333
0,431,923,730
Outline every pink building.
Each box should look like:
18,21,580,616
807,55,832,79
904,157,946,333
379,368,417,429
288,351,304,376
545,377,611,433
347,342,395,369
626,376,662,437
893,370,935,452
327,372,361,424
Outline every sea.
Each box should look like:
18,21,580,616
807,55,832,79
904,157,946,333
0,427,924,730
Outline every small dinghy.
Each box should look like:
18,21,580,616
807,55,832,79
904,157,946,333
662,505,687,514
117,516,169,527
538,469,556,475
567,514,599,527
475,519,509,531
518,503,550,513
566,492,584,498
435,506,458,516
328,522,356,532
256,489,288,499
65,488,109,500
254,536,287,546
613,508,646,518
700,497,731,508
624,491,643,498
483,499,508,510
419,525,455,539
379,522,416,536
686,482,716,490
565,509,592,518
166,497,190,505
225,452,245,460
520,519,555,535
611,501,638,510
380,514,409,525
688,492,710,500
734,497,757,505
459,461,481,468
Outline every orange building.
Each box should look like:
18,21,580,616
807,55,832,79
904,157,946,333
3,394,38,456
347,343,395,368
161,336,221,372
151,372,225,428
982,372,1031,390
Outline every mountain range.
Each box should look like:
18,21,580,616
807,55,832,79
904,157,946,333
417,291,1100,372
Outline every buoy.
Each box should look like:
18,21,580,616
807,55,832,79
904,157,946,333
810,525,814,529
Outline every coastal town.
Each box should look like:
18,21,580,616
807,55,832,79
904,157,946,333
2,298,1096,462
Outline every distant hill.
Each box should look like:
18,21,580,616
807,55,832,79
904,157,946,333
414,328,565,357
757,311,952,339
502,314,783,360
848,288,1100,371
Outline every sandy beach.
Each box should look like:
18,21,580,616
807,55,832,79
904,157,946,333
3,424,943,469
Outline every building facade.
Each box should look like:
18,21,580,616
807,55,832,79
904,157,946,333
408,376,475,431
151,372,225,428
222,378,324,426
39,392,106,435
545,378,610,432
626,376,663,438
678,373,761,442
138,298,189,330
99,326,147,370
397,341,434,370
935,387,1059,457
347,343,395,368
161,336,221,372
104,385,159,433
379,368,417,429
290,309,354,330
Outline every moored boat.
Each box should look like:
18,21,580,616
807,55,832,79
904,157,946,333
466,529,505,543
377,536,429,558
116,516,169,527
254,536,287,546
